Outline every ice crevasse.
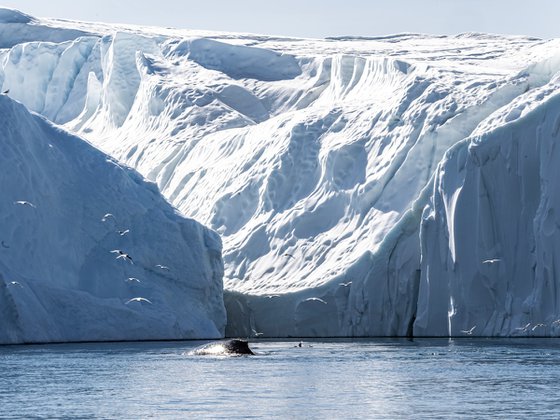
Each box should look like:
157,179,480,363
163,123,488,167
3,8,560,337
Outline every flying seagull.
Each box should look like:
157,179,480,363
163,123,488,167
515,323,531,332
8,281,22,287
125,297,152,305
482,259,501,264
461,326,476,335
117,229,130,236
116,254,133,263
251,328,264,337
532,323,545,331
305,297,328,305
111,249,133,264
101,213,115,222
125,277,141,283
14,200,36,208
155,264,169,270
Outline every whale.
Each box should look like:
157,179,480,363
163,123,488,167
191,339,255,356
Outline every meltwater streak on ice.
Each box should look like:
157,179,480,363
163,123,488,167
4,8,560,337
0,94,225,344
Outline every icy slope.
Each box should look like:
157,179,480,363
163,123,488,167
0,95,225,344
3,8,560,337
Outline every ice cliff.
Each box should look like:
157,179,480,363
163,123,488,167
417,70,560,337
2,7,560,337
0,94,225,344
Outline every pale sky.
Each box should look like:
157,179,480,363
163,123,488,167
3,0,560,39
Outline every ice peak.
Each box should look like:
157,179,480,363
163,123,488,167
0,8,35,24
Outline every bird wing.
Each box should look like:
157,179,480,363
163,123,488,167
15,201,35,207
126,297,152,304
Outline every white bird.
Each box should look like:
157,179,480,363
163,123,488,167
125,297,152,305
516,323,531,332
155,264,169,270
305,297,327,305
339,281,352,287
111,249,133,264
102,213,115,222
251,328,264,337
461,326,476,335
552,320,560,326
14,200,36,208
532,323,545,331
482,259,501,264
125,277,141,283
266,294,280,299
117,229,130,236
8,281,22,287
117,254,133,264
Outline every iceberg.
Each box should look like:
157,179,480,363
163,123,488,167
3,7,560,337
0,94,225,343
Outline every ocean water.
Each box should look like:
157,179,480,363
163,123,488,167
1,338,559,418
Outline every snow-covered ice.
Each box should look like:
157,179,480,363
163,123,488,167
3,7,560,338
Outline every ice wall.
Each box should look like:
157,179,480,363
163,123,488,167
0,95,225,343
3,8,560,337
416,74,560,337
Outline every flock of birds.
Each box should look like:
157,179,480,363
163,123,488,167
101,213,174,306
460,320,560,335
457,257,559,336
5,201,560,335
1,203,176,308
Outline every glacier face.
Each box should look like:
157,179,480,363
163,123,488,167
3,8,560,337
0,94,225,344
417,75,560,337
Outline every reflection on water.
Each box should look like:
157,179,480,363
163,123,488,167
1,338,560,418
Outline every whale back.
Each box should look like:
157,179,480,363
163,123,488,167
191,339,254,356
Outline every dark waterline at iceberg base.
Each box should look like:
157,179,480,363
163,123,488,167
1,339,559,418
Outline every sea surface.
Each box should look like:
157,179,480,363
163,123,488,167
1,338,559,418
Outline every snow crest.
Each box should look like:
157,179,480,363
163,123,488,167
0,8,89,49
